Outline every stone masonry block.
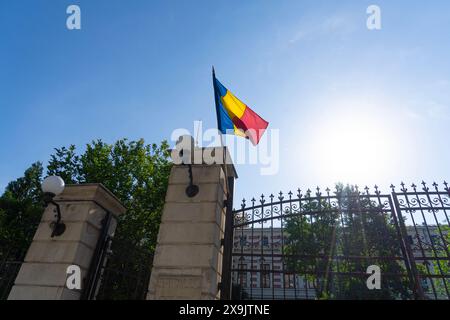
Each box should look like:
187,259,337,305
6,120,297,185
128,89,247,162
157,222,222,248
41,202,106,229
153,244,219,270
165,183,225,204
24,241,94,270
161,202,223,224
13,263,86,287
33,221,101,250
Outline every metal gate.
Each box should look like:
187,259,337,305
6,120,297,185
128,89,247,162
82,212,154,300
391,182,450,299
82,235,154,300
222,182,450,300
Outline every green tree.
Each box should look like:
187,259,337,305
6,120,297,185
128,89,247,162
416,225,450,299
0,162,44,299
46,138,172,249
285,184,412,300
0,162,44,257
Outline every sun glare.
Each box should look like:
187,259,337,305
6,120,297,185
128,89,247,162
307,102,398,185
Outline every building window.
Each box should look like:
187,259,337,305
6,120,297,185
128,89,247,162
262,236,269,247
308,279,316,289
284,273,295,288
261,264,270,288
238,264,247,288
239,236,247,247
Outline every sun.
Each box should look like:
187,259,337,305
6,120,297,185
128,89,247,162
306,102,398,185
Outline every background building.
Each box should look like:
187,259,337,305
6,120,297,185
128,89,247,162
232,225,449,300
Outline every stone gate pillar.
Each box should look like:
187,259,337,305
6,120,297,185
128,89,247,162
147,145,237,300
8,184,125,300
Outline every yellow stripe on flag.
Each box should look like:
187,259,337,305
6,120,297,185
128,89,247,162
221,90,246,119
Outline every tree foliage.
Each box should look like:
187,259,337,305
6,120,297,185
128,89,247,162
0,162,44,258
416,225,450,298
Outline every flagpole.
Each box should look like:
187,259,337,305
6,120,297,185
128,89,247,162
212,67,229,208
212,66,225,149
195,119,201,148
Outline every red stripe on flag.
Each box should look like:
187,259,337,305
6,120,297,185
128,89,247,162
232,106,269,145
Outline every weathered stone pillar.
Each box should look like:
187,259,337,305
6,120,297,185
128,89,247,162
8,184,125,300
147,146,237,300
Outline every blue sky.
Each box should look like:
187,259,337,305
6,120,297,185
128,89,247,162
1,0,450,204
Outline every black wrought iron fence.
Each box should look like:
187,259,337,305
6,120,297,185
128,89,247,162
96,236,153,300
0,246,29,300
0,217,41,300
391,182,450,300
1,203,153,301
225,182,450,300
83,233,154,300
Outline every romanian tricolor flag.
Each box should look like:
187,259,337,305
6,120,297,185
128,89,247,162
213,69,269,145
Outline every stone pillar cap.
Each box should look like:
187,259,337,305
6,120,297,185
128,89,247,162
54,183,126,217
170,146,238,179
170,135,238,179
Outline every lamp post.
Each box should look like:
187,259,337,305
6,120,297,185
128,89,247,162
41,176,66,237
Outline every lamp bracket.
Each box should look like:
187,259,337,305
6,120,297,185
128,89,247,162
185,164,199,198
